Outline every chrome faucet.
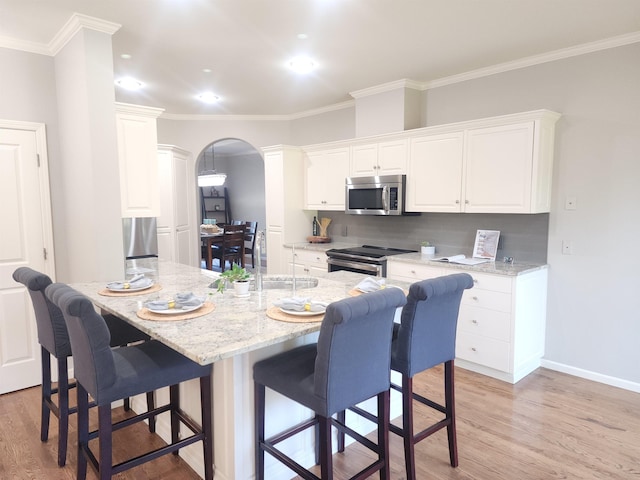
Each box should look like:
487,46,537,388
255,230,264,292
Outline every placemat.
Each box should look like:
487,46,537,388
266,306,324,323
98,283,163,297
136,301,215,321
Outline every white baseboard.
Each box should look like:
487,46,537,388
541,360,640,393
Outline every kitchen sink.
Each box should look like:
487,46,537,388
256,276,318,290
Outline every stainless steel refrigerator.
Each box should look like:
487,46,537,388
122,217,158,259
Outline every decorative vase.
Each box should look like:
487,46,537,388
421,245,435,256
233,280,250,297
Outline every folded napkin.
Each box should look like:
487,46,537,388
145,293,205,311
274,297,328,312
106,274,153,290
355,276,386,293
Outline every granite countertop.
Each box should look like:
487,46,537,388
71,261,406,366
283,241,357,252
389,252,547,276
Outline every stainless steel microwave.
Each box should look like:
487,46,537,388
345,174,408,216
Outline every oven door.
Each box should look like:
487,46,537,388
327,257,384,277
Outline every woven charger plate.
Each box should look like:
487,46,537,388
136,301,215,322
98,283,163,297
266,306,324,323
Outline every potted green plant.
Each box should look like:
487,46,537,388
420,241,435,256
217,263,251,296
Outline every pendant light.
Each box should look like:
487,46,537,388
198,143,226,186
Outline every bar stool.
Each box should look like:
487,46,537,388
253,287,407,480
12,267,154,467
45,283,214,480
344,273,473,480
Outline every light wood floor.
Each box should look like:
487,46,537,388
1,366,638,479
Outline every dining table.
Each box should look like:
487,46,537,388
200,230,224,270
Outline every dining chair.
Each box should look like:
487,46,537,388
11,267,155,467
45,283,214,480
211,223,245,271
243,221,258,267
341,273,473,480
253,287,407,480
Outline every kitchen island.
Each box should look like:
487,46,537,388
71,260,407,480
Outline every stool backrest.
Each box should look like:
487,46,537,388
393,273,474,377
45,283,116,401
13,267,71,358
314,287,407,415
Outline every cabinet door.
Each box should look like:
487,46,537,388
464,122,534,213
407,133,464,212
350,143,378,176
377,139,407,175
305,148,349,210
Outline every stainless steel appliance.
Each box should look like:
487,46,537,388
122,217,158,259
345,174,413,216
326,245,416,277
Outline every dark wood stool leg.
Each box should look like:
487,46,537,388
379,390,391,480
254,382,265,480
445,360,458,467
98,405,113,480
318,415,333,480
336,410,346,453
123,397,131,411
76,384,89,480
200,375,214,480
146,391,156,433
57,356,70,467
402,375,417,480
40,347,51,442
170,384,180,455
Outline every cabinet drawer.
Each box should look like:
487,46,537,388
458,305,511,342
456,332,510,372
462,289,511,313
387,262,443,281
293,249,327,268
467,272,512,293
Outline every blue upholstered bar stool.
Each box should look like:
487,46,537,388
12,267,154,467
45,283,214,480
253,287,407,480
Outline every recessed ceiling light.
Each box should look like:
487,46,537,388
197,92,220,103
120,53,132,59
297,33,308,40
288,56,316,74
115,77,143,90
202,68,212,73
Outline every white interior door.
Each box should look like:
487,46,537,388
0,121,55,394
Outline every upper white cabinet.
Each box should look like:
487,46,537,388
157,145,197,266
115,103,164,218
407,110,560,214
350,138,407,177
304,147,350,210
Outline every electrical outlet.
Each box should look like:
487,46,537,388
562,240,573,255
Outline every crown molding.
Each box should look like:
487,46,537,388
349,78,424,99
425,30,640,90
49,13,121,55
0,35,51,55
115,102,164,118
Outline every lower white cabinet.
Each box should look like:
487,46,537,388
387,260,548,383
289,249,328,276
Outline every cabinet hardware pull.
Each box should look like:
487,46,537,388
465,199,470,204
455,200,460,204
472,319,478,324
471,347,477,352
472,296,479,301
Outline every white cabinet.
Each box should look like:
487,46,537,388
263,146,313,274
407,132,464,213
304,147,349,210
387,260,548,383
289,249,328,276
157,145,198,266
406,110,560,214
115,103,164,218
350,139,407,177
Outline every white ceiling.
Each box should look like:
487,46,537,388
2,0,640,117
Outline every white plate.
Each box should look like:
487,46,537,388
107,282,154,293
148,303,203,315
280,307,326,317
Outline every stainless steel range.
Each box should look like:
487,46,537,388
325,245,417,277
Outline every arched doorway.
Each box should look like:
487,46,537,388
196,138,266,269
